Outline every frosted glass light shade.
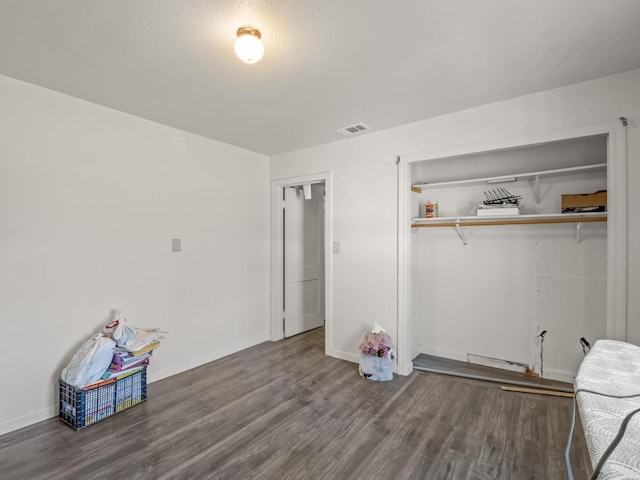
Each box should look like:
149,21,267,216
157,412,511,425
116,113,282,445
235,27,264,64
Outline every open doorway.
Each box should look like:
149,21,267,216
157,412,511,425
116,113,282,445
271,173,333,354
283,183,325,337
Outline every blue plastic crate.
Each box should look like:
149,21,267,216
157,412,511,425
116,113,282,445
59,367,147,430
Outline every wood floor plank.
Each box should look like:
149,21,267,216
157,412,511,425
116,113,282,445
413,353,572,390
0,327,591,479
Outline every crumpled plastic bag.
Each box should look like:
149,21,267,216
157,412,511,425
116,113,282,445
359,355,394,382
358,322,395,381
61,333,116,387
122,328,167,353
103,311,137,348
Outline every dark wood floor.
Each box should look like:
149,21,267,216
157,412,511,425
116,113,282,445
0,327,591,479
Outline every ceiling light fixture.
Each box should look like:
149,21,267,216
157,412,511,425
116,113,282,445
234,27,264,64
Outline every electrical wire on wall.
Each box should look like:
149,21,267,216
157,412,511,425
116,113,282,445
536,330,547,377
580,337,591,355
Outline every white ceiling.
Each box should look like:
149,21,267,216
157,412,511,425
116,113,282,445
1,1,640,156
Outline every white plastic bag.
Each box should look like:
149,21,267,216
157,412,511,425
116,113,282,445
359,355,394,381
103,311,137,348
358,322,395,381
61,334,116,387
124,328,166,352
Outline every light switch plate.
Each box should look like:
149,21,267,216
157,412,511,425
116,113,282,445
172,238,181,252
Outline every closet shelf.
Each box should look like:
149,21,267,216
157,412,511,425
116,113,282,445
411,163,607,192
411,212,607,228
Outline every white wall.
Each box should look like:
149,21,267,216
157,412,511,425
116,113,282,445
2,68,639,436
0,75,270,435
270,68,640,367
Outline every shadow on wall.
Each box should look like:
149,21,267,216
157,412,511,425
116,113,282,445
50,309,120,410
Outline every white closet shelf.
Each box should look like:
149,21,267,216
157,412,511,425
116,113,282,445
411,212,607,228
411,163,607,191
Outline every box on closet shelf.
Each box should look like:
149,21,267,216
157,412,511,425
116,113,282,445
561,190,607,213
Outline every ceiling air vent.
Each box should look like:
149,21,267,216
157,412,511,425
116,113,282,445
335,123,371,137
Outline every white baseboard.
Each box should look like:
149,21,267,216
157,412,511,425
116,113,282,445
327,349,359,364
397,361,414,376
328,349,410,375
0,406,57,437
0,334,270,437
467,353,531,373
148,334,270,384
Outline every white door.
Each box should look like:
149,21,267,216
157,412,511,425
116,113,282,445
284,184,325,337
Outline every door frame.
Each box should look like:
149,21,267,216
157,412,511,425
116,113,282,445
283,183,326,338
271,172,333,354
397,119,627,376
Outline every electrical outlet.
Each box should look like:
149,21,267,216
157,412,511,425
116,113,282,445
333,241,340,254
172,238,181,252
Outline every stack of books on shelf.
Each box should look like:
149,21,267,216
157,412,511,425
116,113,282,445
476,204,522,216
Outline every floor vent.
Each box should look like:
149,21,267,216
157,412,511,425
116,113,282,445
335,123,371,137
